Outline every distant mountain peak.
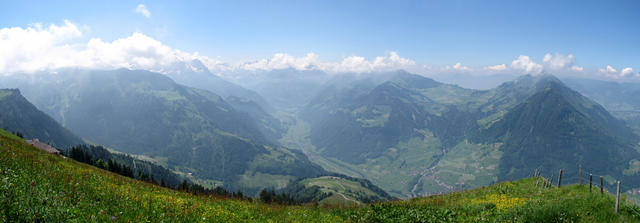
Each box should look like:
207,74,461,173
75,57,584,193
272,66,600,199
511,73,560,84
388,71,441,89
161,59,211,75
495,73,565,96
479,74,640,185
0,88,19,98
189,59,209,72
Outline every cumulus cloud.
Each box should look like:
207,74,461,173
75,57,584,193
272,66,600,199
0,21,419,75
450,62,471,71
3,21,636,81
328,52,416,73
570,66,584,72
0,21,224,74
597,65,636,79
0,20,83,73
239,51,415,73
620,67,635,77
485,64,507,71
599,65,617,74
82,33,227,72
510,55,543,74
241,53,320,71
543,53,575,70
135,4,151,18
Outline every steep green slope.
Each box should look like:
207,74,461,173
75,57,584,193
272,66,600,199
478,80,640,191
2,69,326,192
0,89,83,148
2,129,639,222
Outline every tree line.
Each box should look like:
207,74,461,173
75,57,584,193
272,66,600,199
63,144,338,205
64,144,252,200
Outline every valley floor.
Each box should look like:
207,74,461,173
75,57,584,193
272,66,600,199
2,129,640,222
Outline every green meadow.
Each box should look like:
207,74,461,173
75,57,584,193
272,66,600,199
2,129,639,222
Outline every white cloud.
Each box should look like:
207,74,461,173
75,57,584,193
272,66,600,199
543,53,575,70
0,21,418,75
82,33,227,72
239,51,415,73
597,65,636,79
510,55,543,74
0,20,83,73
241,53,321,71
485,64,507,71
330,52,416,73
0,21,225,74
599,65,617,74
450,62,471,71
2,21,637,82
135,4,151,18
570,66,584,72
620,67,634,77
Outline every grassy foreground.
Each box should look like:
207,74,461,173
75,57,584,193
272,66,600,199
2,129,640,222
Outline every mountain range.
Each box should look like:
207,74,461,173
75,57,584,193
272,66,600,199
2,68,639,199
562,77,640,131
282,71,640,197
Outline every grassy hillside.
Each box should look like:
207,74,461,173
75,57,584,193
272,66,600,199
2,128,640,222
0,129,342,222
285,175,394,206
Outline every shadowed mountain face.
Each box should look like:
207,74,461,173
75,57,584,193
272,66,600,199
0,69,325,192
0,88,83,148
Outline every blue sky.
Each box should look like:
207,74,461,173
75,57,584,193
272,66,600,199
0,0,638,78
